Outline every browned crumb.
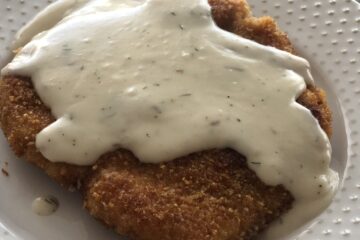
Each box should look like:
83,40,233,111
1,168,9,177
0,0,332,240
1,162,9,177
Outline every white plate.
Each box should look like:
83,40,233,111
0,0,359,239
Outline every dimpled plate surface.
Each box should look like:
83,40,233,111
0,0,359,239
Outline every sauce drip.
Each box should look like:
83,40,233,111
32,196,59,216
1,0,338,238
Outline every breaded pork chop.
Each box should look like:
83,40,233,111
0,0,331,239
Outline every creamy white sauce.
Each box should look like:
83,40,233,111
1,0,339,238
13,0,79,50
32,196,59,216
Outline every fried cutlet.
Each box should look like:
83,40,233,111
0,0,332,239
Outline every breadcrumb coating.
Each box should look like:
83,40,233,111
0,0,331,239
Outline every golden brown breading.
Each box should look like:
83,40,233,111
209,0,295,54
0,0,332,239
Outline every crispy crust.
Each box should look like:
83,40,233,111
0,0,331,239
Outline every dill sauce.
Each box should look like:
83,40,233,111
1,0,338,238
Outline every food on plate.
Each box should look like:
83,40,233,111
0,0,338,239
31,195,60,216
